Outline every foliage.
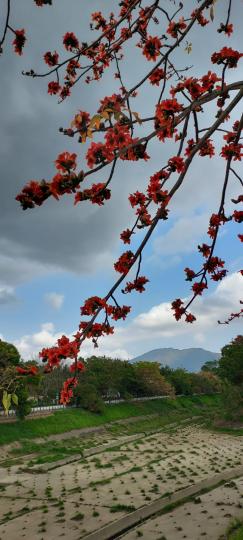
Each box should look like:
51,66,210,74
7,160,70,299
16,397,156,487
73,382,104,413
15,385,33,420
201,359,220,374
218,335,243,385
135,362,175,397
0,340,20,369
160,366,193,395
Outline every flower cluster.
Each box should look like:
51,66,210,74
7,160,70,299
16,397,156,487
122,276,149,294
86,142,114,168
149,68,165,86
16,365,39,375
63,32,79,51
74,183,111,206
142,36,162,61
167,17,187,39
211,47,243,68
44,51,59,66
114,251,134,274
39,335,79,369
79,321,114,338
12,29,26,55
170,71,221,101
60,377,78,405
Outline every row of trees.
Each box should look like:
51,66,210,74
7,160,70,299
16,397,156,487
0,335,242,416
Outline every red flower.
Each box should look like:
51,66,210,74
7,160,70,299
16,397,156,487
233,211,243,223
69,360,85,373
106,305,131,321
211,270,227,281
48,81,61,95
55,152,77,172
238,234,243,242
156,99,183,121
16,180,50,210
167,156,185,173
192,282,208,296
81,296,107,316
204,257,225,273
200,71,221,92
220,143,242,161
167,17,187,38
75,183,111,206
114,251,134,274
199,139,215,158
185,313,196,323
184,267,196,281
147,176,169,204
16,366,29,375
217,23,234,37
198,243,211,258
120,229,133,244
44,51,59,66
12,29,26,56
128,191,146,208
98,94,123,114
71,110,90,133
184,139,196,157
123,276,149,294
63,32,79,51
171,298,185,320
86,142,114,168
149,68,165,86
191,9,209,27
142,36,162,61
211,47,243,68
79,322,114,338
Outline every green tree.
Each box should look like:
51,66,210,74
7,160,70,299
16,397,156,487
218,335,243,385
73,382,104,413
160,366,193,395
201,359,219,374
15,384,33,420
0,339,20,369
135,362,175,397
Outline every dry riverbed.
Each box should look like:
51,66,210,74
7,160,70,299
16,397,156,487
1,423,243,539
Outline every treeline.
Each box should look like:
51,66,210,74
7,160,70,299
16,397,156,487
1,335,242,418
36,356,221,412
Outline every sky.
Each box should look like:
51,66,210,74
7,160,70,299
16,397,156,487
0,0,242,362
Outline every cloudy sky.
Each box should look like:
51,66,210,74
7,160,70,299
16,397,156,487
0,0,242,361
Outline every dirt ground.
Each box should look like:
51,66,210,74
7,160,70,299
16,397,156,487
1,424,243,539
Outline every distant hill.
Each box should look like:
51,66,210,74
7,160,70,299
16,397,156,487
130,348,220,372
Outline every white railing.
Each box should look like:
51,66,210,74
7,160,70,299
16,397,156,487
0,392,217,417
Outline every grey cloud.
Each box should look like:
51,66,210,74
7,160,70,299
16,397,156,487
0,0,242,290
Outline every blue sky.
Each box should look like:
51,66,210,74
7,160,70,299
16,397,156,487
0,0,242,361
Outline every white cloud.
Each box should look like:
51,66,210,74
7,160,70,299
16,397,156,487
45,292,64,310
133,272,243,333
14,322,62,360
13,273,243,361
0,286,17,305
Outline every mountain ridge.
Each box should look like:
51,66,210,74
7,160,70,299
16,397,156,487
130,347,220,372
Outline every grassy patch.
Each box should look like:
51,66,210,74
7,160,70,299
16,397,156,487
226,518,243,539
0,395,221,447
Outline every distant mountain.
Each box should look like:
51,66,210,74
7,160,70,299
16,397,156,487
130,348,221,372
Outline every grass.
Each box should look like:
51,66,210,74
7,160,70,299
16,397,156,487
0,394,221,447
226,518,243,539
